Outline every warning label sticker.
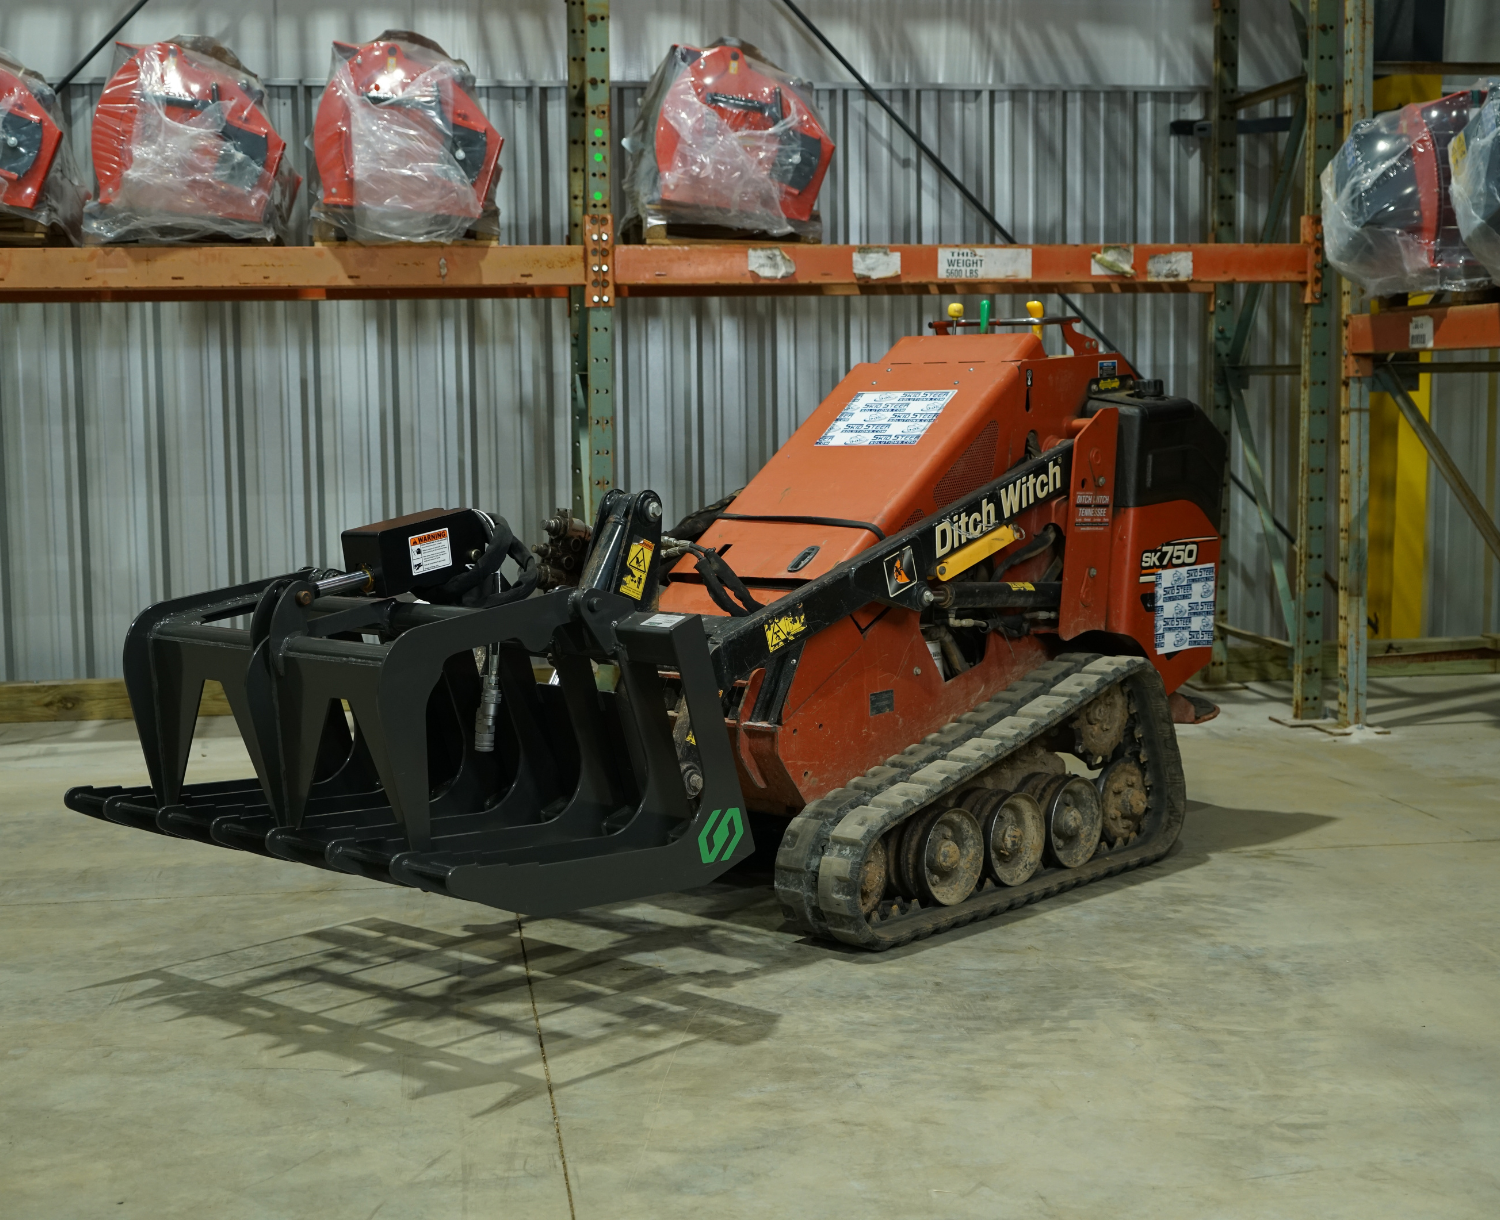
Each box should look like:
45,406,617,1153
815,390,956,447
618,539,654,600
409,528,453,575
937,246,1033,280
1154,563,1215,654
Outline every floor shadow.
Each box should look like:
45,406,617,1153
705,797,1337,960
84,802,1337,1082
88,904,803,1116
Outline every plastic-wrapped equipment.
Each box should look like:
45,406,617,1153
1322,89,1491,295
623,38,834,240
1450,87,1500,281
85,38,299,244
0,47,88,244
311,32,503,244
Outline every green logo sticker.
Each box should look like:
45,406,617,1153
697,807,744,864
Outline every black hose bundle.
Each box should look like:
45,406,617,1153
428,513,540,608
668,538,762,617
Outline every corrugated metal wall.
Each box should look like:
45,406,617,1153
3,78,1497,681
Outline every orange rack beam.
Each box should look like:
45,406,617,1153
1347,301,1500,360
0,241,1312,303
617,242,1312,297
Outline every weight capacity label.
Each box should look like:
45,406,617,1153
815,390,956,447
937,247,1032,279
1154,562,1215,654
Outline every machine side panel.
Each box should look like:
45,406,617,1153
1106,500,1221,693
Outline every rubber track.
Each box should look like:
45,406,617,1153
772,652,1186,950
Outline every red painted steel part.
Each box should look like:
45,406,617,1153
312,37,502,221
653,43,833,223
0,66,63,211
657,332,1220,814
91,42,291,224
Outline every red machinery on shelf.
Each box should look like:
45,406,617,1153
625,38,835,239
86,38,299,244
1323,87,1491,295
311,32,503,243
0,47,87,243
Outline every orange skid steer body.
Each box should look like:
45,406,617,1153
66,316,1225,949
658,326,1221,814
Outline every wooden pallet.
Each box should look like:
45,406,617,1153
626,209,823,247
0,212,75,247
0,678,231,723
311,206,502,247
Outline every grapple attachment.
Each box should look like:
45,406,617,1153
65,493,752,917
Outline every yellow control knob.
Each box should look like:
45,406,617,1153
1027,299,1044,339
947,302,965,319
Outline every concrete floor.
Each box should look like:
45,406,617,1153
2,676,1498,1219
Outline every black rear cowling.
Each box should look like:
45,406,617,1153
1083,378,1227,527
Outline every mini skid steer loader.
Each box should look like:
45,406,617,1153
67,311,1225,950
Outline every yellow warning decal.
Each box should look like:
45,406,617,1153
618,538,654,600
1098,376,1120,391
1006,581,1035,591
765,606,807,653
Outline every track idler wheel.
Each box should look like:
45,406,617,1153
893,806,983,906
1097,758,1148,846
962,789,1044,886
1022,773,1103,869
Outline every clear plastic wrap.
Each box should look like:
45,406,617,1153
1450,86,1500,282
83,37,300,245
0,46,87,244
622,39,835,240
311,32,503,244
1321,89,1491,296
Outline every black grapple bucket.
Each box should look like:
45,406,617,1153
65,491,753,916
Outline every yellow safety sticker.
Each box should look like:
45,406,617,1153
1006,581,1035,591
765,606,807,653
618,539,654,600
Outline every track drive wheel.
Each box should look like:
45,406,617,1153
961,788,1044,886
894,806,983,907
1097,758,1148,846
1023,773,1103,868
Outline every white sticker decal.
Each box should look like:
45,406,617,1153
852,245,902,279
937,246,1033,279
747,247,796,279
1090,245,1135,277
815,390,957,447
1409,315,1434,349
409,528,453,575
1146,251,1194,281
639,612,688,629
1155,563,1215,654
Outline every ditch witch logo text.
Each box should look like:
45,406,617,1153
933,457,1063,557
